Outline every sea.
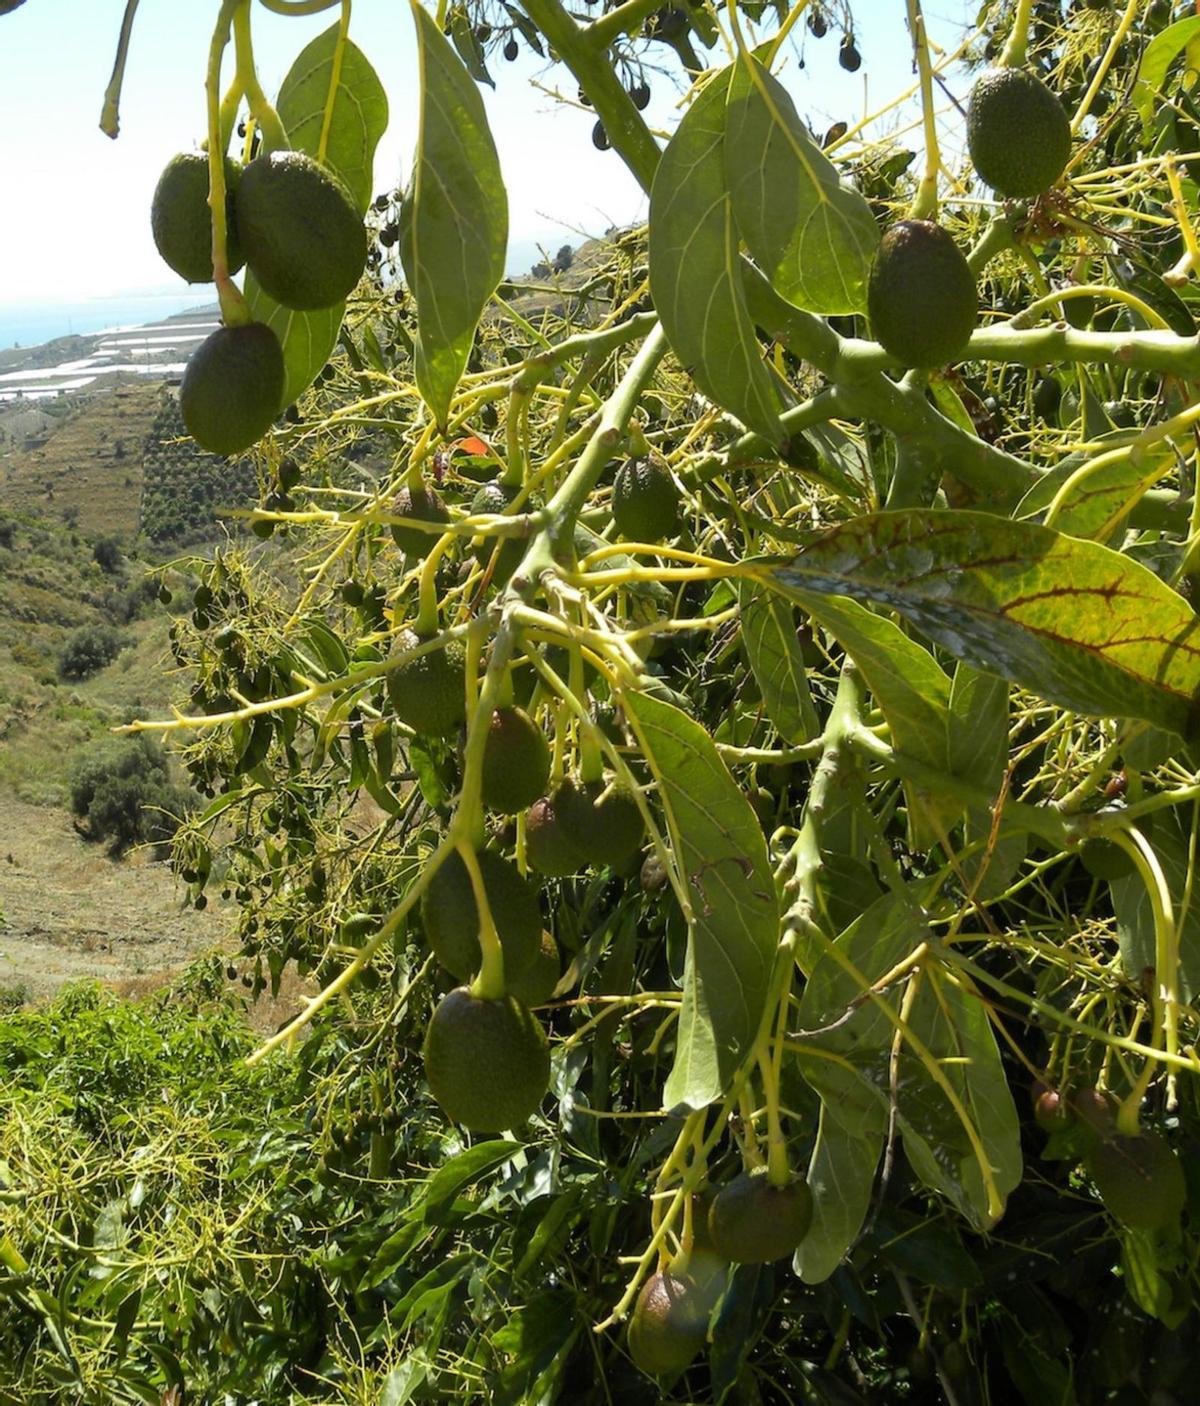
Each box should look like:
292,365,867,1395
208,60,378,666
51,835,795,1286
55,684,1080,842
0,292,215,352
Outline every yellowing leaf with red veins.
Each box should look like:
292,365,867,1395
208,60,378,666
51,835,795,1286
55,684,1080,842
772,508,1200,738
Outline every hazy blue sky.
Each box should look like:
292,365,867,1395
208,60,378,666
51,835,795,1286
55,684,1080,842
0,0,975,307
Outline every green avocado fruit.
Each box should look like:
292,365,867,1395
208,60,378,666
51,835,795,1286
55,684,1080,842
506,928,561,1007
612,458,680,541
967,68,1072,198
708,1168,813,1263
180,323,284,456
481,707,551,815
389,483,450,557
387,628,467,737
867,220,977,368
152,152,244,283
525,794,585,877
235,149,367,310
556,777,645,867
421,849,542,982
1086,1130,1186,1232
626,1269,710,1379
422,987,549,1130
470,481,536,584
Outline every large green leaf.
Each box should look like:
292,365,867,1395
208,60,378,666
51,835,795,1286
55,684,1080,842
794,1104,881,1285
1134,16,1200,134
275,26,389,215
648,71,787,447
244,27,387,410
948,663,1026,899
624,690,779,1109
402,0,508,432
793,592,956,844
738,583,818,743
771,509,1200,738
725,55,878,315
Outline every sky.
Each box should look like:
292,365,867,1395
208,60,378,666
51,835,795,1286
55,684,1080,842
0,0,975,311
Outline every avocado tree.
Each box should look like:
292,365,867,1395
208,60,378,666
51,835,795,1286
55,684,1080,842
34,0,1200,1397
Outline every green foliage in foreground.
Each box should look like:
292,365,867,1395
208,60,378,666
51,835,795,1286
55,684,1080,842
2,968,1200,1405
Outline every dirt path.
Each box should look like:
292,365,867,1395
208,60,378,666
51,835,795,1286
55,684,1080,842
0,794,229,1002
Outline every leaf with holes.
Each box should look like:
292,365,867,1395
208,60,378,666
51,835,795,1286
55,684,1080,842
725,54,878,314
401,0,507,432
648,69,787,446
771,509,1200,738
623,690,779,1109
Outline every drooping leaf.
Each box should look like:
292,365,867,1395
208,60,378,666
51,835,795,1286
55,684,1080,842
794,892,1022,1228
903,960,1023,1228
448,5,494,87
725,54,878,314
244,27,388,409
949,662,1026,900
421,1139,520,1221
648,70,787,447
402,0,508,431
1109,255,1195,338
794,1104,881,1285
274,26,389,214
771,509,1200,738
1134,17,1200,134
792,592,956,843
738,582,818,742
624,690,779,1109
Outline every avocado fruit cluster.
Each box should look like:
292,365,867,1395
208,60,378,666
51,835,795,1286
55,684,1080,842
421,848,542,982
423,987,549,1130
968,68,1071,198
180,323,285,457
867,220,977,368
707,1168,813,1263
481,707,550,814
152,152,244,284
235,149,367,310
612,458,680,541
387,629,467,737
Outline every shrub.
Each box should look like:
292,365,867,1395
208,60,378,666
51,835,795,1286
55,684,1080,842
57,624,126,680
92,535,123,574
68,736,191,851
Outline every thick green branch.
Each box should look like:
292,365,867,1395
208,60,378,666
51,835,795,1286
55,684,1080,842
519,0,661,191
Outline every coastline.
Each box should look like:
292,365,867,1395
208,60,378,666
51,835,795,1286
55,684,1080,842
0,303,219,403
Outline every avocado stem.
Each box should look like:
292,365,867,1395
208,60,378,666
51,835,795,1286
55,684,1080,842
232,2,290,154
998,0,1035,69
903,0,940,223
459,841,506,1001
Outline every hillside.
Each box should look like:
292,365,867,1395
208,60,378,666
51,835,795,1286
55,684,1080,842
0,383,159,538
